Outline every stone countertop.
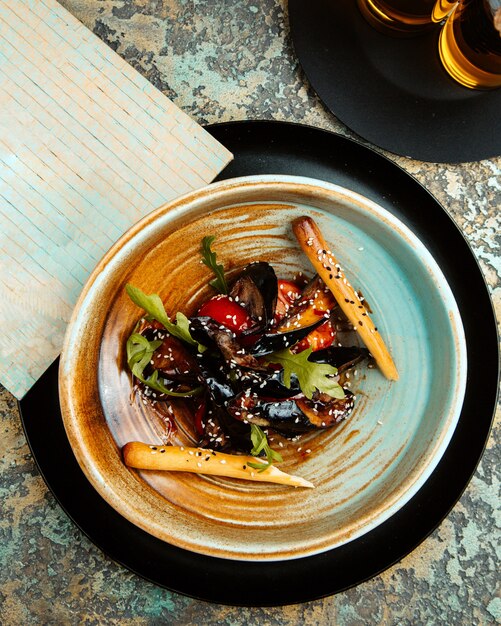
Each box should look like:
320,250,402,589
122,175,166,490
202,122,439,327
1,1,499,624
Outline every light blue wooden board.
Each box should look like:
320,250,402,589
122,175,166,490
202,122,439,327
0,0,233,398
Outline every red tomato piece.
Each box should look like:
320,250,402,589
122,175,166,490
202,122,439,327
197,295,253,335
292,319,337,353
194,398,206,436
274,279,302,323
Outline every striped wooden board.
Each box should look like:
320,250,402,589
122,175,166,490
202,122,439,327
0,0,233,399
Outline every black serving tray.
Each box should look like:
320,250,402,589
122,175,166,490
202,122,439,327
19,121,498,606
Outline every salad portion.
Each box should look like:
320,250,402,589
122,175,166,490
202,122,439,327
122,216,398,487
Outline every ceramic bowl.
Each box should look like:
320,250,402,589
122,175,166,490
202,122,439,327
59,175,467,561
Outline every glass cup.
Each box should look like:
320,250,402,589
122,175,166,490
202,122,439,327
438,0,501,89
357,0,458,35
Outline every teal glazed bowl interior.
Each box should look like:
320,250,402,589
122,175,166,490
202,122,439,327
59,175,467,561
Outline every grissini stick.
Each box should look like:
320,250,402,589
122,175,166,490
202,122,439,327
292,216,399,381
123,442,314,488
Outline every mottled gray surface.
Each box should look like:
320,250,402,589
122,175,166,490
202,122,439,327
1,1,500,624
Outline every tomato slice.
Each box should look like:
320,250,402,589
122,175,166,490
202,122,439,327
194,398,206,436
292,319,337,353
274,279,302,323
197,295,253,335
276,277,337,332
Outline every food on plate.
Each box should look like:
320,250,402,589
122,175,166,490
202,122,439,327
123,441,314,488
292,216,399,381
122,217,397,486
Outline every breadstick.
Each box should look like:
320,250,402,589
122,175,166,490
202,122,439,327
123,442,314,488
292,216,398,381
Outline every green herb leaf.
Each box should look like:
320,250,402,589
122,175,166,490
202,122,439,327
126,333,161,379
137,369,203,398
248,424,283,472
174,311,205,352
201,236,228,294
125,284,202,350
247,460,270,472
250,424,267,455
264,348,345,400
126,285,171,327
126,332,202,398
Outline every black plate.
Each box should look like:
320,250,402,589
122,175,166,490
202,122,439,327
18,121,498,606
289,0,501,163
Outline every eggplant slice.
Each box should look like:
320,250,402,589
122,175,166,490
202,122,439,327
295,391,355,427
230,261,278,330
196,354,235,406
190,317,264,370
249,319,325,357
309,346,370,373
197,402,233,450
149,334,200,383
226,389,355,435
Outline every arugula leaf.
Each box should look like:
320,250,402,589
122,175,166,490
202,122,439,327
126,332,202,398
125,284,203,350
250,423,267,455
174,311,202,349
201,236,228,294
137,369,202,398
265,348,345,400
248,424,283,472
126,333,162,379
